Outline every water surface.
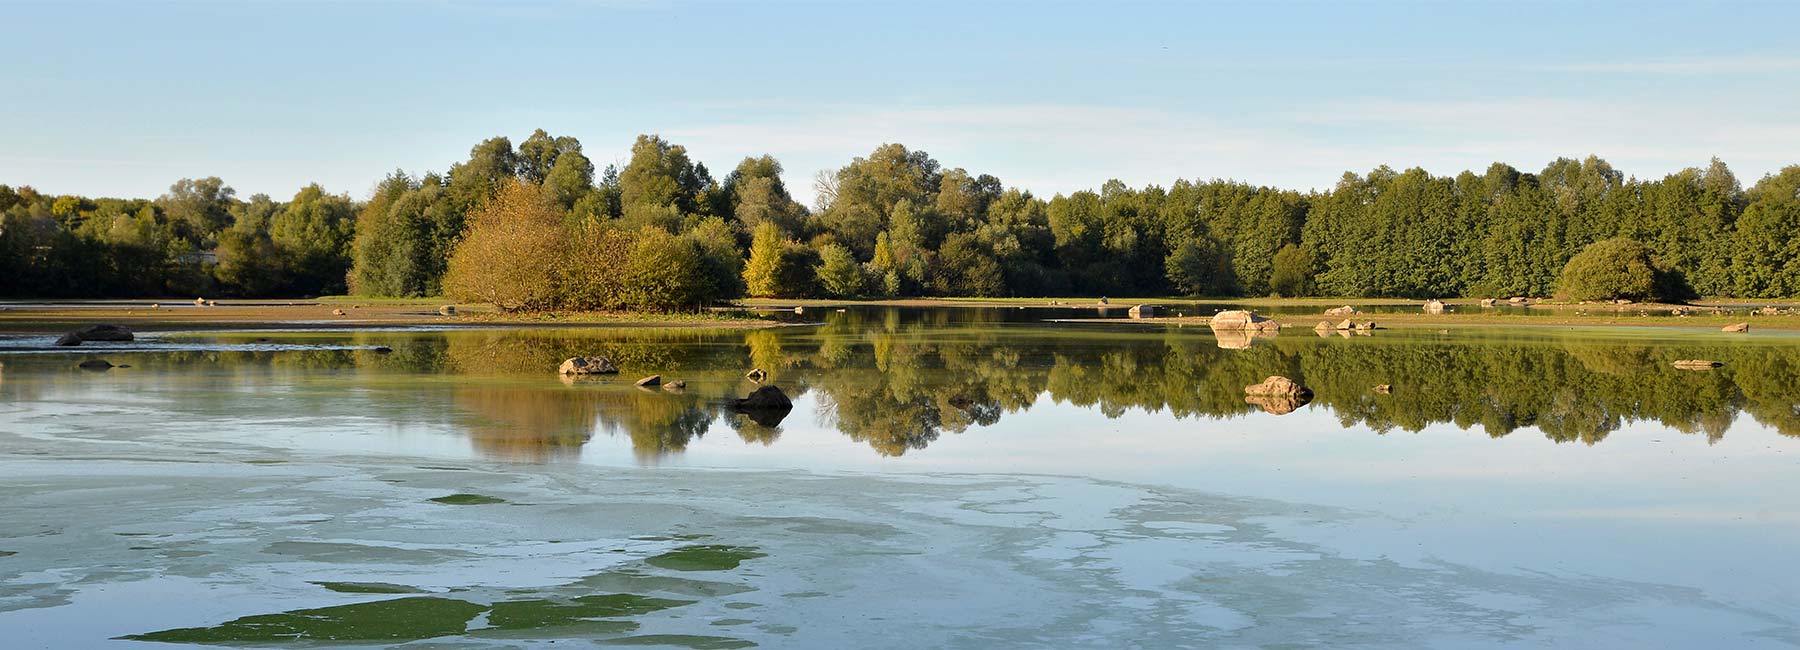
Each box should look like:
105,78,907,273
2,307,1796,648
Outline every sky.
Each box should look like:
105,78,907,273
4,0,1799,204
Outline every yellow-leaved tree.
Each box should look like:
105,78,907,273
443,179,566,312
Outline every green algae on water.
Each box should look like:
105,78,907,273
120,597,487,644
429,493,506,505
646,545,766,571
485,594,695,630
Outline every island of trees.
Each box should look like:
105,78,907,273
5,129,1798,308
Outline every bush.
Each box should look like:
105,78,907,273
443,180,566,311
618,227,715,311
815,243,865,297
1557,237,1688,302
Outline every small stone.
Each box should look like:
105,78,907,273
438,305,457,316
77,359,113,370
332,309,346,316
1372,384,1392,394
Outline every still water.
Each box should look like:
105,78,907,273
1,307,1796,648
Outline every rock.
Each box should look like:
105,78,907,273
1617,299,1636,305
745,368,768,382
1672,359,1723,370
1245,393,1311,415
1336,318,1356,331
1372,384,1392,394
635,374,662,387
1757,306,1780,316
1324,305,1358,316
1360,321,1378,331
558,356,619,375
54,333,83,346
194,297,206,306
663,380,687,391
1098,296,1109,305
1722,322,1750,333
1423,300,1446,314
1209,310,1281,332
332,309,346,316
76,359,114,371
73,324,134,342
438,305,457,316
1509,296,1528,304
1215,329,1272,350
1128,304,1156,319
1244,375,1312,398
733,385,792,410
206,300,217,307
1479,298,1497,308
793,306,805,314
1313,321,1334,331
372,346,393,354
150,303,160,309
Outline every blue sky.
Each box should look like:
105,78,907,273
5,0,1799,203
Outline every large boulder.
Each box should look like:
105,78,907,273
733,385,792,410
1722,322,1750,333
1244,375,1312,398
1210,310,1280,332
73,324,134,342
1128,304,1156,319
54,333,83,347
1324,305,1358,316
558,356,619,375
1423,300,1446,314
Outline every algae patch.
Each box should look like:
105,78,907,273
120,596,486,644
646,545,766,571
429,493,506,505
484,594,694,631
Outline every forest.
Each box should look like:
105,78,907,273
4,129,1799,307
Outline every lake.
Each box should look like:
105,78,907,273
1,306,1796,648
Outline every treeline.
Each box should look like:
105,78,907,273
5,129,1800,304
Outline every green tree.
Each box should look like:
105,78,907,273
1556,237,1683,302
815,242,864,298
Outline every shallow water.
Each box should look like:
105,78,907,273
1,307,1796,648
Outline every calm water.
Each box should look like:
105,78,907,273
1,307,1796,648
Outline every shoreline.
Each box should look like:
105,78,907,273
4,296,1800,333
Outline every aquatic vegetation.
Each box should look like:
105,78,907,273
647,545,767,572
429,493,506,505
485,594,694,630
309,581,423,594
121,597,487,644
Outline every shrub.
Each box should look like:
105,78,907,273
443,180,566,311
1557,237,1688,302
1269,244,1317,297
815,243,865,298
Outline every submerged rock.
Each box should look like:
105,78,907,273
635,374,662,387
1423,300,1446,314
1128,304,1156,319
74,324,134,342
1479,298,1497,307
558,356,619,375
1210,310,1281,332
1324,305,1358,316
663,380,687,391
733,385,792,410
54,332,83,347
77,359,114,371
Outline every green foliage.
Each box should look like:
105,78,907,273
1165,237,1228,297
815,242,865,298
1268,244,1316,297
1556,237,1686,302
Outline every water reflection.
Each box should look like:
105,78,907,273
2,307,1796,461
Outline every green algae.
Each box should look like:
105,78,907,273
429,493,506,505
120,596,487,644
646,545,766,571
484,594,695,630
